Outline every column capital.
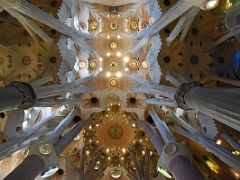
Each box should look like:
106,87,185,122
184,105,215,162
158,143,192,170
8,81,36,109
28,141,59,177
174,81,202,110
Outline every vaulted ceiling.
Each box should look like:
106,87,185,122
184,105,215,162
0,0,239,179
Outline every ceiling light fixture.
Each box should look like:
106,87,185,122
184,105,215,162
111,169,122,179
141,61,148,69
41,166,59,178
116,71,122,78
216,139,222,145
205,0,219,10
116,52,122,57
79,61,87,69
124,56,130,62
106,72,111,77
157,166,173,179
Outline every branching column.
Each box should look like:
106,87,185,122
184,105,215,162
168,156,204,180
134,120,164,155
5,118,93,179
159,143,204,180
175,82,240,131
148,109,204,180
0,0,92,40
0,82,36,112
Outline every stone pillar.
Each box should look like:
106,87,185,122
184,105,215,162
54,122,84,154
221,133,240,150
158,143,204,180
135,120,164,155
0,82,36,112
149,110,176,144
5,155,45,180
169,156,204,180
225,5,240,41
175,82,240,131
4,119,93,179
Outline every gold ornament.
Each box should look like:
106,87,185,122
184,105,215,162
128,59,138,70
38,143,52,155
89,21,98,31
130,21,138,30
108,125,123,139
89,60,98,70
109,61,118,69
110,79,118,87
110,42,118,49
110,22,118,31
